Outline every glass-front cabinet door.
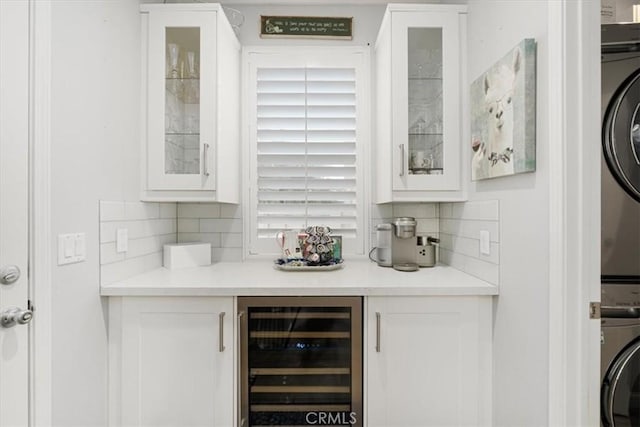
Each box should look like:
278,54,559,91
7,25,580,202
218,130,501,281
145,11,216,191
391,11,461,192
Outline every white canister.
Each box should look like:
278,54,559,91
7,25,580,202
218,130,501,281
416,235,438,268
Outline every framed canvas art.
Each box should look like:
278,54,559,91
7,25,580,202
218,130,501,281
470,38,537,180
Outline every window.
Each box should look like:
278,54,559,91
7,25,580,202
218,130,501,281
245,48,369,256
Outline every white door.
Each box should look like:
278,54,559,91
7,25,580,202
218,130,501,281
0,0,32,426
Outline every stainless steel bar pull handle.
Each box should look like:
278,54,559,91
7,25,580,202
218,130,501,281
601,306,640,318
203,143,210,176
219,312,225,352
399,144,405,177
375,312,381,352
237,311,245,427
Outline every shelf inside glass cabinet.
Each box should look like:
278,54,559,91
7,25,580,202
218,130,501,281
165,131,200,136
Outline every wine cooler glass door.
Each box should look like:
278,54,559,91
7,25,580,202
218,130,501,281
239,297,362,427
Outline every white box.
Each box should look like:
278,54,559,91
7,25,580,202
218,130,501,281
163,243,211,269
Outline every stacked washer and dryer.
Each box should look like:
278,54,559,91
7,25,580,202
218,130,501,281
601,23,640,427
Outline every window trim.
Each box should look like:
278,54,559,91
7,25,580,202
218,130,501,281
242,46,371,258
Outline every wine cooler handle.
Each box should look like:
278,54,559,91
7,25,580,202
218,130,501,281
237,311,245,427
375,312,381,352
219,312,225,352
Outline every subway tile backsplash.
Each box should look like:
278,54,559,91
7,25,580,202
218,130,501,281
439,200,500,285
395,204,439,235
370,203,440,249
99,201,177,285
176,203,244,262
99,199,499,285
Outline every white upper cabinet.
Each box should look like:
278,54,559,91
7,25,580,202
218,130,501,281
140,4,240,202
375,5,467,203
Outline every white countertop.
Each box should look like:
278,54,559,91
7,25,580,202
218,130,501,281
100,259,498,296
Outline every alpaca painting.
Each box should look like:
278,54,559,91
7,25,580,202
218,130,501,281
470,39,536,180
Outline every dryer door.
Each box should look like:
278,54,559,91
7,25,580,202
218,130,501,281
603,69,640,202
602,338,640,427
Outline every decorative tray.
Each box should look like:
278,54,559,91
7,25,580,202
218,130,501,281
273,259,344,272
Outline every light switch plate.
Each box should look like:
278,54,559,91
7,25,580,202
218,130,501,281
480,230,491,256
58,233,86,265
74,233,86,257
63,235,74,258
116,228,128,253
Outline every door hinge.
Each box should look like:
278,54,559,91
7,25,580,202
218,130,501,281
27,299,34,312
589,302,600,319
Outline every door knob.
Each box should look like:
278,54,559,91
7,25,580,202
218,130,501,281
1,307,33,328
0,265,20,285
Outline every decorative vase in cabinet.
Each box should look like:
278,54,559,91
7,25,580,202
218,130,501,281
140,3,240,202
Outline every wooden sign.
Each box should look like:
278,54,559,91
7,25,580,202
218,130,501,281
260,16,353,40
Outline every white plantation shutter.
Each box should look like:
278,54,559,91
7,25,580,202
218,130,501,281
247,50,367,255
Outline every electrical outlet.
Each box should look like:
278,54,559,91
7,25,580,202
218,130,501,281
480,230,491,256
116,228,128,253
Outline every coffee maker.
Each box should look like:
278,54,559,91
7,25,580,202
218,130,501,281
390,217,418,271
375,217,419,271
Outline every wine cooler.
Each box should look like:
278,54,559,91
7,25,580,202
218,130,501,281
238,297,362,427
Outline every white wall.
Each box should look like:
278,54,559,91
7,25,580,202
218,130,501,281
51,1,141,425
466,2,550,425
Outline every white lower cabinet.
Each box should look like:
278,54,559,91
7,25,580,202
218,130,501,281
108,297,234,427
366,296,492,427
108,295,491,427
